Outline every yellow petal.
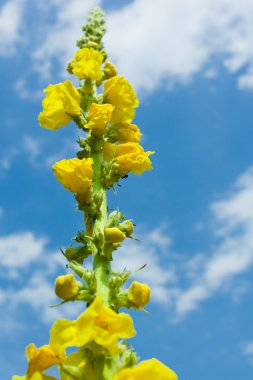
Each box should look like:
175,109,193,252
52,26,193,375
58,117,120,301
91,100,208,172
128,281,151,308
26,343,64,375
116,143,154,175
50,320,77,356
38,80,80,130
113,358,178,380
86,103,114,132
13,374,58,380
53,158,93,194
72,48,103,80
49,296,135,356
104,76,139,124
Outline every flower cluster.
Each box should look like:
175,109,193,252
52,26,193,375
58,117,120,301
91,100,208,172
13,7,178,380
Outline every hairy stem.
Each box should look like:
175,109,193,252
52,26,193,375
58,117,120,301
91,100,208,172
92,149,111,307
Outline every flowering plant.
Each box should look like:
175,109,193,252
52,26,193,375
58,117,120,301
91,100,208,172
13,7,178,380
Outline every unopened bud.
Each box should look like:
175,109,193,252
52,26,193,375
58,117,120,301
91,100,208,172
118,220,134,237
65,246,90,264
66,59,75,74
128,281,151,308
104,61,117,79
55,274,79,300
104,227,126,244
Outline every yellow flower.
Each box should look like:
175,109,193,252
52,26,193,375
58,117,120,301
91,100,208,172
53,158,93,194
86,103,114,132
104,227,126,244
26,343,64,376
55,274,79,300
50,296,136,355
104,143,153,176
38,80,81,130
128,281,151,308
116,123,141,143
113,358,178,380
116,143,154,175
103,76,139,124
103,143,117,161
13,373,57,380
72,48,103,80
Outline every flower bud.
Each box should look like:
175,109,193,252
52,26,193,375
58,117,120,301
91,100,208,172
104,61,118,79
55,274,79,300
118,220,134,237
65,246,90,264
128,281,151,308
104,227,126,244
66,59,75,74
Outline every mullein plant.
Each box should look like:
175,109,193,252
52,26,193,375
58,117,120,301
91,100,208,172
13,7,178,380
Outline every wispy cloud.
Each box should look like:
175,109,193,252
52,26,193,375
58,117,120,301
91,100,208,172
0,231,47,271
106,0,253,91
16,0,253,93
0,135,79,174
169,166,253,319
242,341,253,364
3,166,253,325
31,0,101,80
0,0,25,55
0,230,83,323
114,225,176,303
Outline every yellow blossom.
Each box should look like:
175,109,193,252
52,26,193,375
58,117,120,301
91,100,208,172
72,48,103,80
116,123,142,143
104,227,126,244
26,343,64,376
103,76,139,124
113,358,178,380
86,103,114,132
128,281,151,308
50,296,136,355
13,373,57,380
103,143,117,161
53,158,93,194
38,80,81,130
116,143,154,175
104,143,153,175
55,274,79,300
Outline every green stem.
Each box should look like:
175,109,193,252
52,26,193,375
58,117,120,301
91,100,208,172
92,149,111,307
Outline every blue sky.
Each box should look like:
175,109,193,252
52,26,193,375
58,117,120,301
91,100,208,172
1,0,253,379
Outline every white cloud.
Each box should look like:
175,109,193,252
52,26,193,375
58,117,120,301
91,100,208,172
105,0,253,91
242,341,253,364
171,166,253,319
2,0,253,94
0,230,82,323
114,226,176,303
0,226,175,325
0,0,25,55
14,79,42,100
23,135,41,163
0,135,79,175
0,231,47,270
0,147,19,173
32,0,102,79
6,0,253,95
3,164,253,326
